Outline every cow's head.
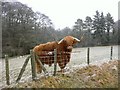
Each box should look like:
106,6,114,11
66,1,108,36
58,36,81,50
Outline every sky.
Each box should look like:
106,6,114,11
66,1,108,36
9,0,120,29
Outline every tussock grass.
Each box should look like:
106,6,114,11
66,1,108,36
7,60,118,88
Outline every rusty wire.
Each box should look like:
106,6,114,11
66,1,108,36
37,51,71,69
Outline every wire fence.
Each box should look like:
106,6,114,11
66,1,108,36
37,50,71,70
0,45,118,88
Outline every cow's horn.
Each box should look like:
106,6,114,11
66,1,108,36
74,38,80,42
58,39,64,44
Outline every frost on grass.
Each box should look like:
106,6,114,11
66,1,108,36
6,60,118,88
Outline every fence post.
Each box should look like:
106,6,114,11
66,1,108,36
5,55,10,85
35,54,48,74
110,46,113,60
87,47,90,65
30,50,37,80
53,49,57,76
16,55,31,82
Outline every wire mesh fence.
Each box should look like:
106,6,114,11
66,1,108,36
0,45,119,88
37,50,71,70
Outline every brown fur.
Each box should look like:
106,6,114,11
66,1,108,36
33,36,80,73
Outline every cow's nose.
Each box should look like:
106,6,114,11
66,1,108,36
67,46,73,49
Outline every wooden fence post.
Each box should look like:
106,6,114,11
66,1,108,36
16,55,31,82
53,49,57,76
30,50,37,80
35,54,48,74
5,55,10,85
110,46,113,60
87,47,90,65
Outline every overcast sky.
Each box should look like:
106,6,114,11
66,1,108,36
16,0,119,29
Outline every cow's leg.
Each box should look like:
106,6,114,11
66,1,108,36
34,54,43,73
36,61,42,73
59,54,71,73
58,69,65,73
58,62,66,73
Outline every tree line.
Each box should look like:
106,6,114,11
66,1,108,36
2,2,119,57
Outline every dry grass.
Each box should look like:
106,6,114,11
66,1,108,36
7,60,118,88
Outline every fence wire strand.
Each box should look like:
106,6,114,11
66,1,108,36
0,46,118,88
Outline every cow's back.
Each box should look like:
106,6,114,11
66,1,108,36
33,41,58,55
42,41,58,51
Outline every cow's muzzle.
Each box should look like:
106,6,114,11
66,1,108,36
67,46,73,50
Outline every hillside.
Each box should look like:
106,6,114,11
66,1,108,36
6,60,119,88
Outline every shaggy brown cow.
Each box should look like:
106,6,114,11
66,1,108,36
33,36,82,73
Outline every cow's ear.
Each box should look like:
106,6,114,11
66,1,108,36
58,39,66,44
